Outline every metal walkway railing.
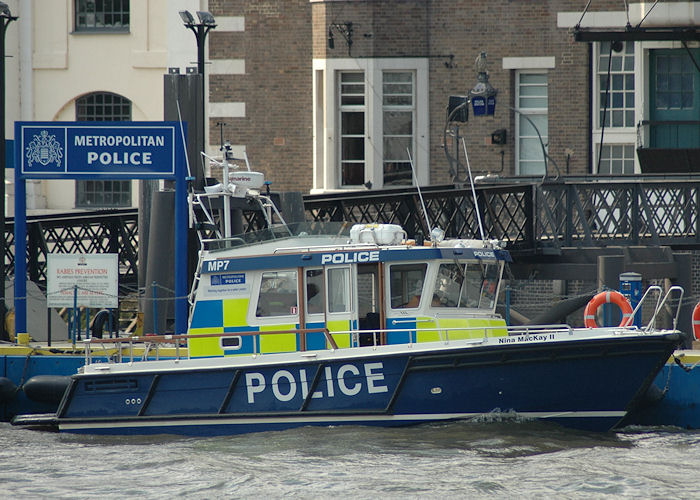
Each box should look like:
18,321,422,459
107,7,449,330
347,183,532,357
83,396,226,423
5,176,700,288
304,176,700,256
5,209,138,287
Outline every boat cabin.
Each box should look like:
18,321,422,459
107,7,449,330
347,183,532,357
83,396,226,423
187,223,511,357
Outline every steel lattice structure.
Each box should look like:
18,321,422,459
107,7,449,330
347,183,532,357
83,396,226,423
5,177,699,289
304,178,700,256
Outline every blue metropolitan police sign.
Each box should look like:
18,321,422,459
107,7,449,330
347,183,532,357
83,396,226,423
16,121,183,179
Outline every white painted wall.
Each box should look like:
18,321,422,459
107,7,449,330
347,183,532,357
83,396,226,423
4,0,207,213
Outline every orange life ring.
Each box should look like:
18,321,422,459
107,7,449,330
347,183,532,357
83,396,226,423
584,291,634,328
692,302,700,341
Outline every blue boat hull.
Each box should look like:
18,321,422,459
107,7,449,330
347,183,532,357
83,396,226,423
28,333,679,436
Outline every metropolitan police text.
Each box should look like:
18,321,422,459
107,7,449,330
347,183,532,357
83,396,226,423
74,134,165,166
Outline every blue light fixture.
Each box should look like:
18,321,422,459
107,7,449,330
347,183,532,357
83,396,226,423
469,52,497,116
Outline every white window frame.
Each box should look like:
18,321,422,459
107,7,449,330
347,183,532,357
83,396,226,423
592,41,638,174
382,71,416,187
338,71,367,187
311,58,429,193
557,8,695,174
514,70,549,176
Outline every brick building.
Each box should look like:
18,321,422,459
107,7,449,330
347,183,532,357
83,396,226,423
206,1,699,194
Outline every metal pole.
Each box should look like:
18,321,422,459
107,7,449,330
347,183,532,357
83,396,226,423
505,286,511,326
197,25,206,99
0,19,6,341
152,280,158,335
0,8,18,341
181,12,215,191
72,285,78,346
109,308,113,338
196,26,206,192
174,152,188,334
46,306,51,346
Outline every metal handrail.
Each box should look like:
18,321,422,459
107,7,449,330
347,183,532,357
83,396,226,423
625,285,663,329
80,318,653,368
83,326,339,365
623,285,684,332
643,285,684,332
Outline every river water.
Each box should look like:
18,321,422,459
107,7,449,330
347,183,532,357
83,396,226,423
1,420,699,499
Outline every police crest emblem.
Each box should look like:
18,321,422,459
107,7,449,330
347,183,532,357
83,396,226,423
26,130,63,167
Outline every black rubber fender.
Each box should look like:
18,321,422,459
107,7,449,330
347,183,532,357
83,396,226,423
0,377,17,403
22,375,71,405
91,309,115,339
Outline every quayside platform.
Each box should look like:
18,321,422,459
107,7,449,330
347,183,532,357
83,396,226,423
624,349,700,429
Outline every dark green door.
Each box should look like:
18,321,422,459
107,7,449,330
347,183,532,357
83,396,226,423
649,48,700,148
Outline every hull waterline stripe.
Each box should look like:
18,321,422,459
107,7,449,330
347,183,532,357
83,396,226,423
58,411,626,431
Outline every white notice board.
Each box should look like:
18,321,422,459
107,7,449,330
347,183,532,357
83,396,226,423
47,254,119,308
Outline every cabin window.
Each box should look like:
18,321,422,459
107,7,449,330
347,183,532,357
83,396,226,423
390,263,427,309
432,262,500,309
328,267,350,313
256,270,298,317
305,269,324,315
476,263,500,309
220,336,242,350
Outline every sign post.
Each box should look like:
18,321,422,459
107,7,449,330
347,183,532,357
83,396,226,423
14,122,188,344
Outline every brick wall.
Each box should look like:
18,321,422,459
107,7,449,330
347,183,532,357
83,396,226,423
208,0,627,193
209,0,313,192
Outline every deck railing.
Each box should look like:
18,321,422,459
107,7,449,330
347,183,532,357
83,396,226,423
81,324,583,366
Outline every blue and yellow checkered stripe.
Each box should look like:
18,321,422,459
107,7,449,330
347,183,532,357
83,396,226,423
385,316,508,344
189,299,354,356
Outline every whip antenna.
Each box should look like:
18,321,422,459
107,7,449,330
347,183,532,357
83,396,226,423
407,148,440,243
460,137,486,242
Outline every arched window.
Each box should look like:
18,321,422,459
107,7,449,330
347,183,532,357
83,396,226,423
75,92,132,208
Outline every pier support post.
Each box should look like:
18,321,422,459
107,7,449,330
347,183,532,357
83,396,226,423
672,252,692,347
598,255,625,326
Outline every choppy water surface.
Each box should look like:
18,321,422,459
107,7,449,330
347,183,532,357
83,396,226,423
1,420,699,499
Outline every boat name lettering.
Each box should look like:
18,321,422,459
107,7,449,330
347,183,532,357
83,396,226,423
205,260,231,272
320,251,380,265
244,362,388,404
498,334,556,344
473,250,495,258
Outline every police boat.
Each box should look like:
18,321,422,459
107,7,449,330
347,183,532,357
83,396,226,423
11,163,685,436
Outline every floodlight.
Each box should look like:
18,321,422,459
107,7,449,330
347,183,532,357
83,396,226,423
196,11,216,26
179,10,195,25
